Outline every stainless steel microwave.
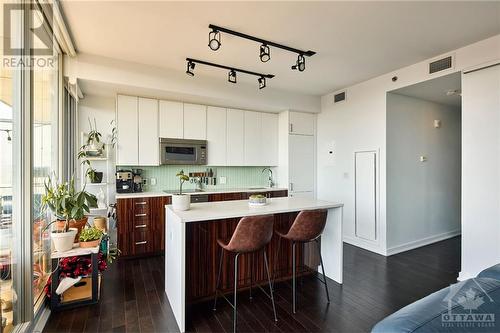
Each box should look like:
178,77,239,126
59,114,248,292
159,138,207,165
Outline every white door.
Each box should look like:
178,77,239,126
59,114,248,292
183,103,207,140
244,111,262,166
116,95,138,165
462,64,500,274
289,135,315,192
206,106,227,165
261,113,278,166
138,97,159,166
226,109,245,165
355,151,377,241
289,111,315,136
159,100,183,139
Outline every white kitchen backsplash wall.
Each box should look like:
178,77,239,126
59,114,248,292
116,165,271,191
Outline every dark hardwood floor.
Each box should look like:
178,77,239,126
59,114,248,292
43,236,460,333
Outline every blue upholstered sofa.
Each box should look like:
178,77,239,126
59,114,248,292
372,264,500,333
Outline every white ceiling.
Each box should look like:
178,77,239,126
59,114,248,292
60,1,500,96
391,72,462,107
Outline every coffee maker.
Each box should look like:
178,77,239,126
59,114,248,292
116,170,133,193
132,169,144,193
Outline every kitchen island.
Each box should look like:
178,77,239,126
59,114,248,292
165,197,343,332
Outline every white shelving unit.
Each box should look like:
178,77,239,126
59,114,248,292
80,132,115,217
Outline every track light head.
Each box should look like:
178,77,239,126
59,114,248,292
208,29,221,51
259,44,271,62
258,76,266,89
228,69,237,83
186,60,195,76
291,54,306,72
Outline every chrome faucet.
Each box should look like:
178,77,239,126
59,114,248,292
262,168,274,188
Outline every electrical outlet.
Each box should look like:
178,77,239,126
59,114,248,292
150,178,157,186
220,176,227,184
143,178,148,185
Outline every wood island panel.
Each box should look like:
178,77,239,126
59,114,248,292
185,211,316,302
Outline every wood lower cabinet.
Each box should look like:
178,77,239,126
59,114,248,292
208,190,287,202
117,196,170,257
117,190,287,257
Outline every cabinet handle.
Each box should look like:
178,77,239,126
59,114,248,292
290,183,294,191
290,123,293,133
135,213,147,217
135,224,147,228
135,201,147,205
135,241,147,245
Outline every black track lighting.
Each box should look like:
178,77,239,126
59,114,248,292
186,60,195,76
1,129,11,141
259,44,270,62
208,24,315,71
208,28,221,51
228,70,237,83
291,54,306,72
258,76,266,89
186,58,274,89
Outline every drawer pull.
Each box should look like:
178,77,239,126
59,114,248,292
135,201,147,205
135,224,147,228
135,213,147,217
135,241,147,245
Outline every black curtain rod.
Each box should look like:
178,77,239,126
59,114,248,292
209,24,316,57
186,58,275,78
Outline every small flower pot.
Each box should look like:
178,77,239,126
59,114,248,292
52,228,78,252
172,194,190,211
90,172,104,183
80,238,101,248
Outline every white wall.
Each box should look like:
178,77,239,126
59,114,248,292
460,64,500,280
386,94,461,253
78,94,115,139
318,34,500,256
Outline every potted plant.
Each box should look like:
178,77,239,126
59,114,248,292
172,170,190,211
86,167,103,184
85,117,104,156
79,227,103,248
41,177,98,251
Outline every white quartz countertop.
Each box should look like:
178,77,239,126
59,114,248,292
167,197,343,223
116,187,288,199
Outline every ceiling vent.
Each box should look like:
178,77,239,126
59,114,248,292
334,91,346,103
429,56,453,74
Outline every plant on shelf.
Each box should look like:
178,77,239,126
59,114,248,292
41,177,98,252
79,226,103,248
86,117,104,155
110,119,117,148
172,170,190,211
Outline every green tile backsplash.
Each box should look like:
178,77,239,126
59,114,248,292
117,165,271,192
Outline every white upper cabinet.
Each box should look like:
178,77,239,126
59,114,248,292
226,109,245,166
289,134,315,192
183,103,207,140
116,95,138,165
138,97,159,166
261,113,279,166
159,100,183,139
244,111,262,166
289,111,315,136
206,106,227,166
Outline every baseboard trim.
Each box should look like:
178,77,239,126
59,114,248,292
386,230,461,256
343,236,386,256
458,271,476,281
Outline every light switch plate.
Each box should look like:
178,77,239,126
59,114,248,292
150,178,157,186
220,176,227,184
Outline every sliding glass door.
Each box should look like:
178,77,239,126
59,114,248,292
1,0,62,331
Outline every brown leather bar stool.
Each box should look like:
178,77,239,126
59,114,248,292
275,209,330,313
213,214,278,332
